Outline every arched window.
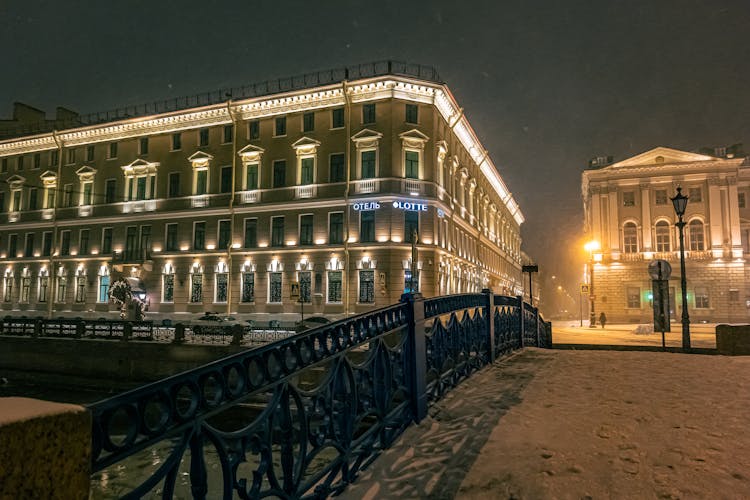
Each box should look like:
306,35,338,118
623,222,638,253
190,263,203,303
214,261,229,303
655,220,671,252
3,268,14,303
56,267,67,303
75,266,87,303
20,268,31,303
162,263,175,303
689,219,705,251
98,265,110,303
38,268,49,303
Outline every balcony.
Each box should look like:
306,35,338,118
240,190,259,204
295,185,317,199
402,179,423,195
619,250,716,263
78,205,93,217
122,200,157,214
355,179,379,194
7,211,19,222
41,208,54,220
191,195,209,208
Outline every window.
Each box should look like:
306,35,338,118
405,150,419,179
241,271,255,302
168,172,180,198
17,155,24,171
220,166,233,193
67,148,76,165
162,264,174,303
248,120,260,140
108,142,118,159
269,272,282,303
193,222,206,250
405,211,419,242
245,163,258,190
623,191,635,207
140,226,151,259
75,271,86,303
300,158,314,185
24,233,34,257
689,220,705,251
165,223,178,251
330,153,345,183
405,104,418,123
275,116,286,136
215,263,228,303
360,210,375,243
299,271,312,303
329,212,343,244
331,108,344,128
38,271,49,303
218,220,231,250
82,181,93,205
626,287,641,308
688,187,702,202
56,272,67,303
303,112,315,132
361,150,376,178
79,229,90,255
655,189,667,205
98,269,110,303
3,272,12,302
244,218,257,248
1,158,7,173
273,160,286,188
359,270,375,303
740,192,747,209
172,133,182,151
362,103,375,124
28,188,38,211
0,192,4,212
190,267,203,303
63,184,73,207
623,222,638,253
327,271,342,303
655,221,671,252
125,226,137,260
101,228,112,255
694,286,709,308
42,232,52,257
223,124,233,144
195,170,207,195
299,214,313,245
20,272,30,302
199,128,209,147
44,189,53,210
11,190,21,212
60,231,70,256
404,269,420,293
33,153,40,169
271,216,285,247
137,137,148,155
105,179,116,204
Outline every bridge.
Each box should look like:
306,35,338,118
0,291,550,498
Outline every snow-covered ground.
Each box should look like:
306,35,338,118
553,322,718,349
343,349,750,499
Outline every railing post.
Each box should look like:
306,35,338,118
517,295,525,348
123,322,132,342
482,288,495,362
173,323,185,343
535,306,540,347
75,320,85,339
230,324,244,345
401,292,427,423
33,319,42,338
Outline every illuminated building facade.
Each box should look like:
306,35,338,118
582,146,750,323
0,62,525,320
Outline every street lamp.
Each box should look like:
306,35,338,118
584,240,600,328
671,187,691,349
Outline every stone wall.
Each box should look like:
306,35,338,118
715,324,750,355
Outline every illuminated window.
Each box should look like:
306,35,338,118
623,222,638,253
362,103,375,124
75,268,86,303
689,220,705,251
655,221,671,252
20,269,30,303
694,286,709,308
162,263,174,303
303,112,315,132
404,269,419,293
331,108,344,128
38,269,49,303
626,287,640,308
98,266,110,303
359,270,375,303
190,264,203,303
3,269,13,302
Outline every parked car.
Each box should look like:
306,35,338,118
192,312,245,335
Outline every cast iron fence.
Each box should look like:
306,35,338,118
86,292,550,498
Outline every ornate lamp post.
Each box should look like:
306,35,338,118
671,187,691,349
584,240,600,328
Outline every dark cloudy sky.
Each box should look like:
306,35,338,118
2,0,749,297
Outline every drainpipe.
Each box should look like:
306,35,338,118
343,81,351,316
49,131,63,319
226,99,238,315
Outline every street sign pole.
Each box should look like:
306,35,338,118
648,260,672,350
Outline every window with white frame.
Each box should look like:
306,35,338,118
122,160,157,201
162,263,175,302
98,265,110,303
20,268,30,303
300,157,314,185
190,263,203,303
689,219,705,251
404,150,419,179
3,269,13,302
75,267,86,303
360,150,376,179
245,163,259,190
623,222,638,253
694,286,709,308
38,268,49,302
241,262,255,302
215,261,228,303
76,166,96,205
189,152,213,195
655,220,671,252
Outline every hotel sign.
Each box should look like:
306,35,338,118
392,200,428,211
352,202,381,211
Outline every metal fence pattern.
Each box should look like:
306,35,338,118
84,292,549,498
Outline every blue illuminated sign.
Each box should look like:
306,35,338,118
392,200,428,212
352,202,381,211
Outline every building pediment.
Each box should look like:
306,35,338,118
75,165,97,180
291,136,321,156
188,150,213,167
399,129,430,149
237,144,265,162
40,170,57,187
608,147,716,169
351,128,383,149
7,175,25,189
122,158,158,175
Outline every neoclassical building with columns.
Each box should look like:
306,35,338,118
582,146,750,324
0,62,525,322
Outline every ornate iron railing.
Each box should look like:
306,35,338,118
87,292,550,498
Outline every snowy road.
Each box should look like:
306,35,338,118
343,348,750,499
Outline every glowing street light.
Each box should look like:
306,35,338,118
584,240,600,327
671,187,691,349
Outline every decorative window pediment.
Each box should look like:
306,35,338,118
40,171,57,188
292,137,321,156
351,129,383,149
75,166,97,181
295,258,314,271
122,158,158,175
7,175,25,189
267,259,284,272
237,144,265,162
399,129,430,149
188,151,213,168
241,261,256,273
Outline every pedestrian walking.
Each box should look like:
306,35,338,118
599,311,607,329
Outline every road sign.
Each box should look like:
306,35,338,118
580,284,590,295
652,278,671,337
290,281,300,299
648,260,672,280
522,265,539,273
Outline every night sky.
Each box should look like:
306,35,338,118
3,0,749,301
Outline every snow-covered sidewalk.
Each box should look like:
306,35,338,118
342,349,750,499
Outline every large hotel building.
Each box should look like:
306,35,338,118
582,145,750,324
0,62,525,321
